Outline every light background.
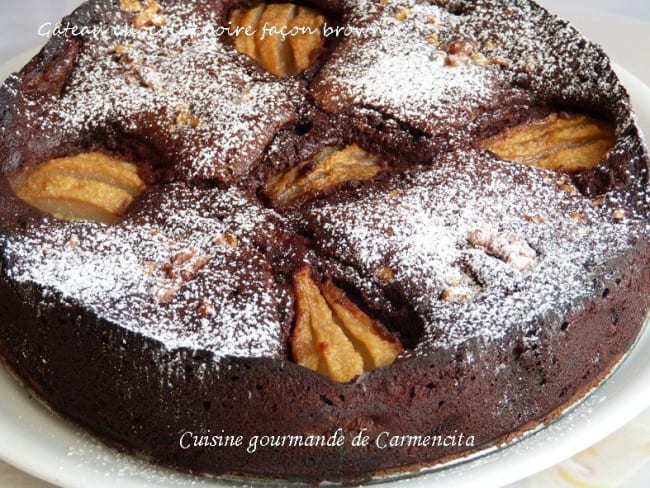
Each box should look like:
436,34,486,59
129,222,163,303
0,1,648,487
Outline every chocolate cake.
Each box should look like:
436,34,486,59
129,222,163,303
0,0,649,484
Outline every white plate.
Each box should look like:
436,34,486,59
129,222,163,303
0,50,649,488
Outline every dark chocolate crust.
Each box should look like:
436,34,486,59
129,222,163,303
0,0,649,484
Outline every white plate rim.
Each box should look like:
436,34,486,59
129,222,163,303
0,49,649,488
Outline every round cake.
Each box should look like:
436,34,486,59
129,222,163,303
0,0,649,484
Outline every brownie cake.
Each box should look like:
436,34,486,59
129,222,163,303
0,0,649,483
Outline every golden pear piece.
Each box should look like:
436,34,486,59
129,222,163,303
230,3,325,77
14,152,146,224
480,113,615,172
291,267,403,383
268,144,385,207
256,3,298,77
290,6,326,72
232,5,265,61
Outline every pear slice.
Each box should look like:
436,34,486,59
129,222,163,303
230,3,325,77
24,152,145,196
232,4,265,61
321,282,403,370
289,6,325,72
268,144,385,207
291,267,402,383
256,3,298,77
480,113,615,172
14,152,145,224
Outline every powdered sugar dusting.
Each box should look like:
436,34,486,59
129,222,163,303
300,149,649,351
3,185,287,358
0,0,648,361
13,0,296,182
312,0,506,136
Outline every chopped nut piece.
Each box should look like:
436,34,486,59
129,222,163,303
114,44,130,55
468,229,537,271
447,38,478,56
480,113,615,173
239,86,253,102
570,212,589,223
133,0,166,29
268,145,385,207
157,249,211,303
13,152,146,224
427,33,440,45
612,209,626,221
142,261,156,276
426,16,437,24
64,235,80,250
128,64,165,91
441,274,480,303
441,286,473,302
444,38,479,66
213,233,238,248
489,56,510,67
291,267,402,383
120,0,142,12
230,3,325,77
431,51,447,65
175,111,201,128
174,104,201,129
157,289,175,305
592,197,607,207
471,53,488,66
524,54,537,73
523,214,546,224
557,177,579,194
446,54,469,67
197,298,216,318
374,265,395,284
483,39,498,50
394,8,410,21
173,251,194,267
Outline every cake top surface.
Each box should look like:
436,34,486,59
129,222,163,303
2,185,291,358
0,0,648,362
298,148,649,353
2,0,299,182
